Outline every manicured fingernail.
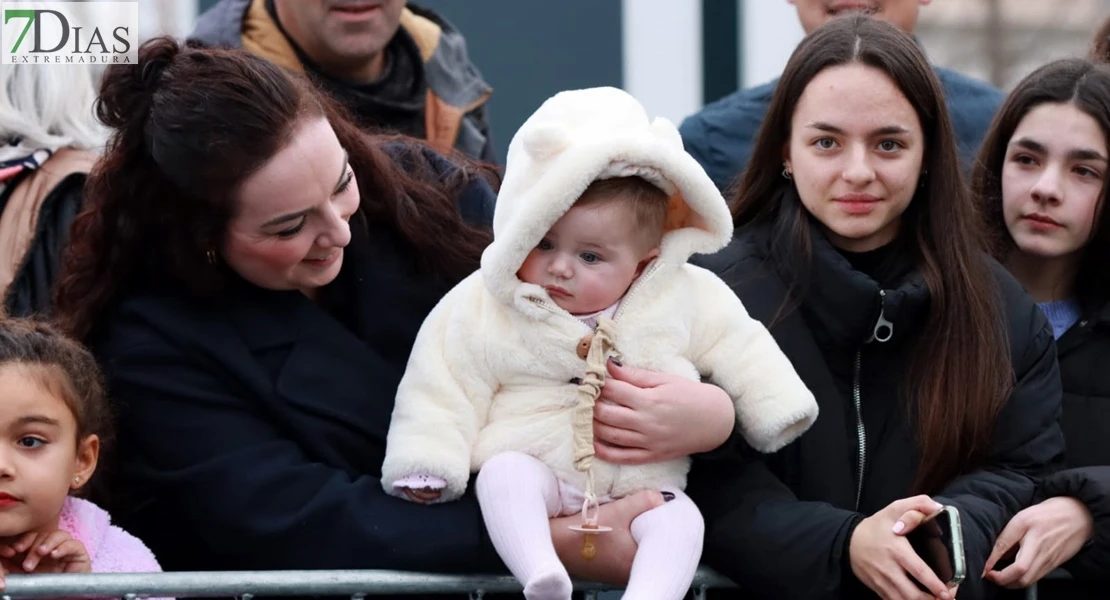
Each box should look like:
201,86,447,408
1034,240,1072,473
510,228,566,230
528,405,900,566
662,491,675,501
933,502,944,511
608,357,622,366
892,521,905,533
941,592,951,600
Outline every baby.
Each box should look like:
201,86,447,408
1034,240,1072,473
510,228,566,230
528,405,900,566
382,87,818,600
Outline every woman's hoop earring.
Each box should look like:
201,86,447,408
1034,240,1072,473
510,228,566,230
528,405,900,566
782,167,792,180
206,250,216,265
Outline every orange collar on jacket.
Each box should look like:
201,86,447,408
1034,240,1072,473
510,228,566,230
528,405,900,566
240,0,487,156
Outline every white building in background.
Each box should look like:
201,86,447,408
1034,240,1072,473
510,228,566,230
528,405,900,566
67,0,197,41
740,0,804,88
137,0,198,41
621,0,703,129
917,0,1110,89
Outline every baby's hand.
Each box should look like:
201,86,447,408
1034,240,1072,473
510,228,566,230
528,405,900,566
401,487,443,504
393,474,447,504
0,530,91,587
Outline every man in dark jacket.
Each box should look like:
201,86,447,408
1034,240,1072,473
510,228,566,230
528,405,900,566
680,0,1004,191
191,0,496,162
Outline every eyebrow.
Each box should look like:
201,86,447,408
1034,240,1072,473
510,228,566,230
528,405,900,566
806,122,911,136
261,210,308,228
1012,137,1048,155
260,151,350,229
1012,137,1108,162
14,415,60,428
332,150,351,193
581,242,610,251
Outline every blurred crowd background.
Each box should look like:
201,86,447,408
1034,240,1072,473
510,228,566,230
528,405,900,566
57,0,1110,164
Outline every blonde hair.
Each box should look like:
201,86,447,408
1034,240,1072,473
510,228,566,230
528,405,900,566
0,63,106,150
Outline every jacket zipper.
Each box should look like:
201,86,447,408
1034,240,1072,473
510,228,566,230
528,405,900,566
854,290,894,510
852,350,865,510
613,261,662,320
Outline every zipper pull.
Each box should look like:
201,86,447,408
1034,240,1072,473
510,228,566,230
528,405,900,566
870,290,894,343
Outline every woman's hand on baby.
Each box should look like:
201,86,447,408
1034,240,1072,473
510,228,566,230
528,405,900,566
393,474,447,504
592,359,735,464
849,495,954,600
0,530,91,587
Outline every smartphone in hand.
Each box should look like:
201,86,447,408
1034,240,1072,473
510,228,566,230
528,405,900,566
908,505,966,587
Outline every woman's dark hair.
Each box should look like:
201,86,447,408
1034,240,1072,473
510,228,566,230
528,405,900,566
972,58,1110,313
731,15,1011,494
55,37,494,342
0,318,111,449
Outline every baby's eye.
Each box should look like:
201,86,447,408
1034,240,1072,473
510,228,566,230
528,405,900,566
537,238,554,251
16,437,44,449
581,252,600,264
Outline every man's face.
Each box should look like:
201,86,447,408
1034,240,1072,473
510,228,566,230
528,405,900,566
787,0,931,35
274,0,406,79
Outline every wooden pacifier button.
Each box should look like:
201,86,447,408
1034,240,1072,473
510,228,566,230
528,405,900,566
577,333,594,360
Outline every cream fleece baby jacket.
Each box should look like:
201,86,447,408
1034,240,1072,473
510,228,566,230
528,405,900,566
381,87,817,502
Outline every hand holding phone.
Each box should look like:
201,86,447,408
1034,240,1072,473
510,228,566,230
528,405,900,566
849,495,958,600
906,505,967,588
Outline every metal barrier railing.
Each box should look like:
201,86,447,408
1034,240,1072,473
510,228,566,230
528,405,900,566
0,567,736,599
0,566,1062,599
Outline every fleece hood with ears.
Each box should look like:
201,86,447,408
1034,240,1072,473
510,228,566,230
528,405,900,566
481,86,734,309
381,88,817,505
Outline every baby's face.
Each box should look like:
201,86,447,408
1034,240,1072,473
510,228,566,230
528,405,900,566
517,200,659,315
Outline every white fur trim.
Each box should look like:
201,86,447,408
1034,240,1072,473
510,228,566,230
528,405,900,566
481,87,732,307
684,266,819,453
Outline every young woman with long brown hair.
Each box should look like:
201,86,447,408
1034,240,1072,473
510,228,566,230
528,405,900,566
51,37,741,582
973,58,1110,599
690,15,1064,600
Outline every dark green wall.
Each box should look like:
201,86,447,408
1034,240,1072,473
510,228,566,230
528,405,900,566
414,1,622,164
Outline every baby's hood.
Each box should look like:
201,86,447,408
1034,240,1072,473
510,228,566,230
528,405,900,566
480,87,733,308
